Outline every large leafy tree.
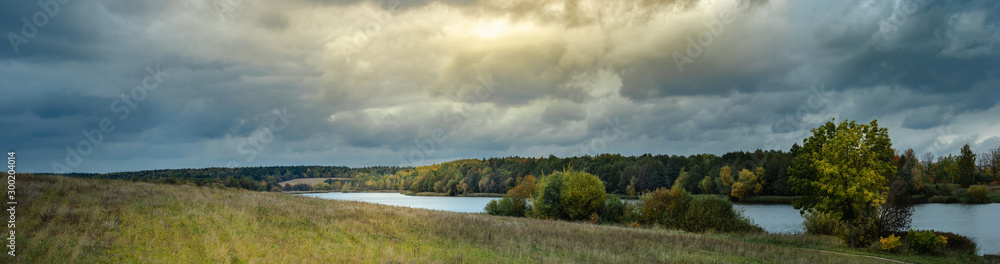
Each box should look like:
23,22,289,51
789,120,897,246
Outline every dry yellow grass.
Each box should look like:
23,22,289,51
9,174,983,263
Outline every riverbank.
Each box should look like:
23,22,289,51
406,192,506,197
282,189,403,194
16,174,991,263
302,190,1000,205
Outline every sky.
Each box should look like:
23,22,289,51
2,0,999,173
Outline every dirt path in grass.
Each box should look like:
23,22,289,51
799,248,908,263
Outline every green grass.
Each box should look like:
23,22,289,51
11,174,988,263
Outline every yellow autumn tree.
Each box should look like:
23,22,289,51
730,168,764,199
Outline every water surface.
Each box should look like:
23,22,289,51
300,192,497,213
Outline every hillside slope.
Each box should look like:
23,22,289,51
11,175,976,263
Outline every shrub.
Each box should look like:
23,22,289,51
939,184,954,196
879,234,901,252
527,170,607,221
967,185,990,204
840,217,879,248
561,171,606,221
976,172,993,184
907,229,947,254
622,200,642,224
936,231,976,254
920,183,939,196
485,196,528,217
485,200,501,215
802,210,842,236
639,187,692,228
683,196,734,232
927,195,958,203
599,196,625,224
532,173,565,219
682,195,762,233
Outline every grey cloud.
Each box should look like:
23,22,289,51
542,100,586,124
902,106,948,130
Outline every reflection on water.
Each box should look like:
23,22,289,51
302,192,1000,255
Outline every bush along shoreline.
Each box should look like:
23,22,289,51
486,170,763,234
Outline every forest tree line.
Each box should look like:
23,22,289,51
61,143,1000,200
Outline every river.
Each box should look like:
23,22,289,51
301,192,1000,255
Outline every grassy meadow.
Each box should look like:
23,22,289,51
11,174,990,263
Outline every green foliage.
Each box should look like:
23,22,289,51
802,210,843,236
560,171,607,221
907,229,947,254
839,216,879,248
966,185,990,204
622,200,643,224
639,187,692,228
532,172,566,219
927,195,958,203
683,196,762,233
699,176,716,194
936,231,977,254
525,170,605,221
625,177,637,196
488,171,538,218
599,196,625,224
485,195,529,217
958,144,977,187
938,183,955,196
70,149,808,199
673,168,693,193
789,119,896,247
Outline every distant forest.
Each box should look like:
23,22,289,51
60,144,1000,200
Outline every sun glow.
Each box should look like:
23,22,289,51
472,20,535,39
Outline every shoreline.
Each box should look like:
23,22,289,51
288,191,1000,205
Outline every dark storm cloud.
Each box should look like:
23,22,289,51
0,0,123,61
3,0,999,173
